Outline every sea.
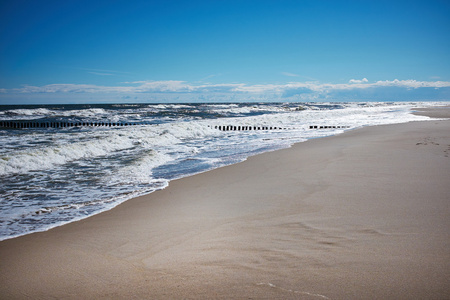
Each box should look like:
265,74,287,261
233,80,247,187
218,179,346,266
0,102,443,241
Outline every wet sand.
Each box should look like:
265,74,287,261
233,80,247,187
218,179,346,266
1,108,449,299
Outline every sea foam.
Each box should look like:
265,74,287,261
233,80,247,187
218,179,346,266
0,102,442,240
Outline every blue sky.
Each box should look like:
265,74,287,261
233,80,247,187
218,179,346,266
1,0,449,104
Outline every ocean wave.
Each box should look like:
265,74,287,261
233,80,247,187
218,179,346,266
0,102,442,240
0,107,111,121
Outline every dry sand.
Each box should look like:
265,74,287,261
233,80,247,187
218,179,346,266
1,108,449,299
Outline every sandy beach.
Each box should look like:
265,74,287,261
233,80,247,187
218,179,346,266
1,107,449,299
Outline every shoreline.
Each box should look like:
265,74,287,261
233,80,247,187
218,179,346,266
1,108,449,299
0,103,446,242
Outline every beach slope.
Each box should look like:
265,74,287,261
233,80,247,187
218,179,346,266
1,109,449,299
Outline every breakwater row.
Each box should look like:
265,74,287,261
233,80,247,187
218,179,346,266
214,125,285,131
1,120,351,130
214,125,350,131
309,125,350,129
0,120,145,129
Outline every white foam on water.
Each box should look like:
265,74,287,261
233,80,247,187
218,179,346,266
0,102,446,240
0,107,112,120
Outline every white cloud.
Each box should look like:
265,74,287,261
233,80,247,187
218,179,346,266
349,78,369,84
133,81,194,93
372,79,450,89
2,79,449,102
17,84,118,93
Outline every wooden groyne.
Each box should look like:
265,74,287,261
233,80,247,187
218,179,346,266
309,125,350,129
0,120,144,129
214,125,286,131
1,121,351,130
213,125,350,131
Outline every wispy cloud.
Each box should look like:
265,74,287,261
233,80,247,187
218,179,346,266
199,73,223,81
281,72,300,77
77,67,131,76
88,72,114,76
